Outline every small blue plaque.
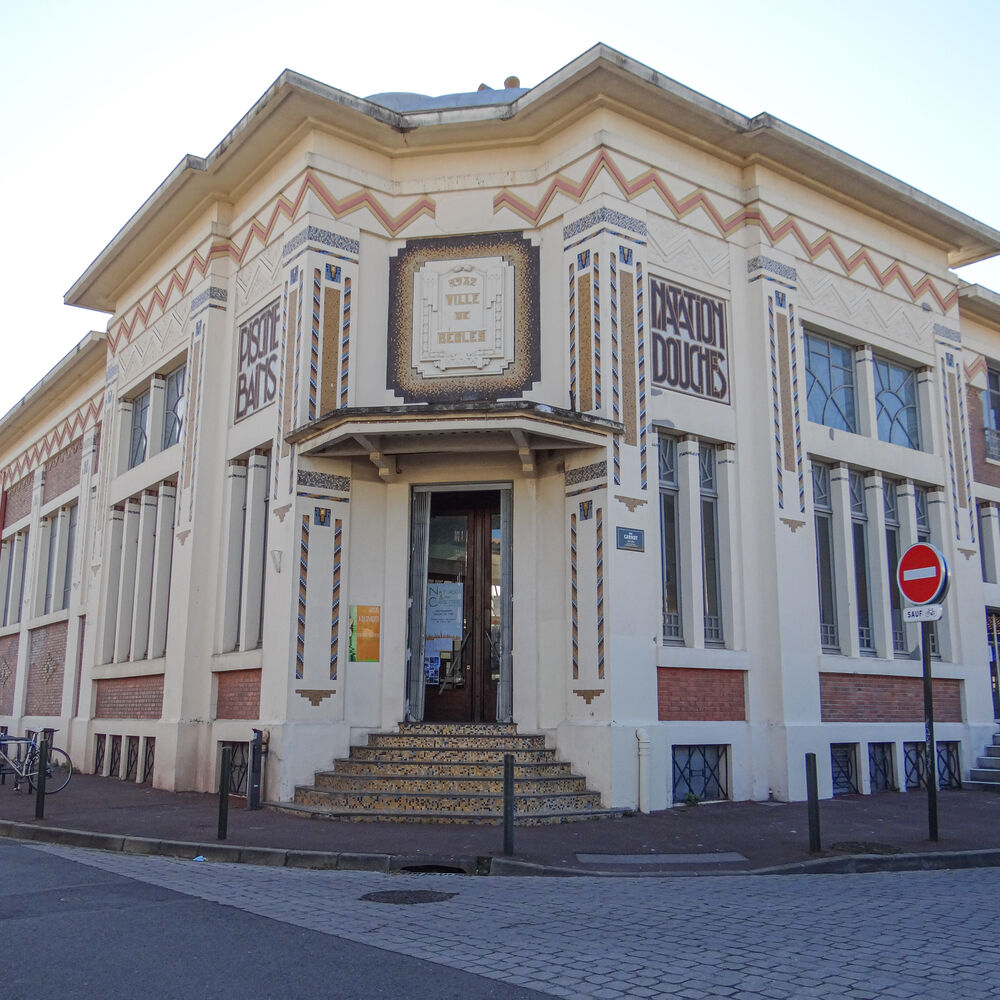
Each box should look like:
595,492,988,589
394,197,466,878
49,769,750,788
616,527,644,552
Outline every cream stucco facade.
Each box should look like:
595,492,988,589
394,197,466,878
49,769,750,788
3,46,1000,809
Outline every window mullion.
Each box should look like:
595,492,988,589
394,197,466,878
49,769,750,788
830,465,860,658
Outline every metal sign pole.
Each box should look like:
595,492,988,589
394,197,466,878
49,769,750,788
921,620,938,842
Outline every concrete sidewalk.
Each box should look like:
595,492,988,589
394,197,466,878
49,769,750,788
2,773,999,875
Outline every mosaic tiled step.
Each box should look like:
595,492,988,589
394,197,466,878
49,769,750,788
282,722,623,825
366,732,548,751
331,759,574,779
293,786,603,815
271,803,621,826
313,772,588,795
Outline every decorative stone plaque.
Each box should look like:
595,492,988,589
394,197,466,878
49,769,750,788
412,257,514,379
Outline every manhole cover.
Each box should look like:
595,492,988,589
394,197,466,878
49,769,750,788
361,890,458,905
829,841,904,855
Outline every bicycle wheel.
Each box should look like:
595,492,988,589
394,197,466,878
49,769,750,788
27,747,73,794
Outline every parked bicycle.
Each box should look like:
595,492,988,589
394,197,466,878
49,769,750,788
0,732,73,793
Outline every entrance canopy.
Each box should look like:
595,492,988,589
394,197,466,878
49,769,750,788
287,401,620,479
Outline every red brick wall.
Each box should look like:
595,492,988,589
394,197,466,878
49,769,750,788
3,476,32,527
25,622,68,717
42,439,83,504
657,667,747,721
215,669,262,720
968,384,1000,489
0,634,19,716
820,673,962,723
94,675,164,719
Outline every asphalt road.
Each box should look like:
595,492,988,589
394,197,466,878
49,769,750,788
0,840,540,999
5,840,1000,999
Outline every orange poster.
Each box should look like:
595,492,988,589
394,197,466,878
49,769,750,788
349,605,380,662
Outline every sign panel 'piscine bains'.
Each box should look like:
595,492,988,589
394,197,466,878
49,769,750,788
649,276,729,404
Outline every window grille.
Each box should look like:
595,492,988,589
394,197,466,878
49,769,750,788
873,357,920,449
94,733,106,775
220,741,250,796
868,742,896,792
124,736,139,782
831,743,858,795
904,741,962,790
142,738,155,783
109,735,122,778
672,745,729,802
805,333,857,432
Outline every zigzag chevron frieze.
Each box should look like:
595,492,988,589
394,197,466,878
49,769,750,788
494,149,958,311
109,169,435,355
2,392,103,489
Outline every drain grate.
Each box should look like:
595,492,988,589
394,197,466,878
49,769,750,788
361,890,458,905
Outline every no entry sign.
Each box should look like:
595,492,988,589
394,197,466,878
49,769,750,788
897,542,949,605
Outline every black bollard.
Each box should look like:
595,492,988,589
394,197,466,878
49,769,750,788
503,753,515,857
34,738,49,820
921,620,939,842
805,752,821,853
218,746,231,841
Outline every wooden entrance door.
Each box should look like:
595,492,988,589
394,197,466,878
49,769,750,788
421,491,501,723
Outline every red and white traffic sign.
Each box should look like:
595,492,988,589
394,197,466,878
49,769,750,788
897,542,949,606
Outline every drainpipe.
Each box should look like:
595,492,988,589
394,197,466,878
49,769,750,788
635,727,650,813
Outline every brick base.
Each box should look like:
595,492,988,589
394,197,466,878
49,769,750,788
216,669,261,720
657,667,747,721
820,673,962,723
25,621,68,716
94,675,164,720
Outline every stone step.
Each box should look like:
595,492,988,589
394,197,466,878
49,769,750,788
969,768,1000,783
329,758,573,779
270,802,628,825
293,786,603,815
350,746,556,765
984,745,1000,758
366,732,548,751
313,771,589,795
975,756,1000,770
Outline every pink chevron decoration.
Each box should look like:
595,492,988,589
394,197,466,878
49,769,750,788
494,149,959,311
964,354,988,383
1,391,103,489
108,170,436,355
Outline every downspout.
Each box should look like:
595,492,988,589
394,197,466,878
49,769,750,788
635,727,650,813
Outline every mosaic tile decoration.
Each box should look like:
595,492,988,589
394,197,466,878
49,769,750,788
568,262,577,409
620,269,637,449
565,461,607,487
190,286,229,311
297,471,351,492
768,297,783,510
933,323,961,344
563,207,647,241
747,256,798,282
297,514,309,680
495,149,959,311
596,506,605,680
386,232,540,404
321,285,341,414
1,391,102,490
331,518,342,680
570,512,578,680
273,281,290,500
340,277,352,408
593,253,602,411
282,226,361,259
309,268,321,421
610,252,621,485
637,263,647,490
578,269,593,411
109,170,432,354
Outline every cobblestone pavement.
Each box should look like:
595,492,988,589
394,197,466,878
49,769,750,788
28,843,1000,1000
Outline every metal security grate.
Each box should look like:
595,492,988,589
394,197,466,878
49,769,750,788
220,741,250,796
143,738,155,783
109,735,121,779
94,733,106,775
831,744,858,795
672,745,729,803
868,742,896,792
124,736,139,782
904,741,962,790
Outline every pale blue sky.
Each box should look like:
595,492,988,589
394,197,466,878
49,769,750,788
2,0,998,417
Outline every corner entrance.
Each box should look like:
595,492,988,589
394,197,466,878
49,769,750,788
406,486,512,723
